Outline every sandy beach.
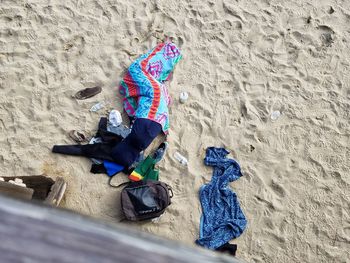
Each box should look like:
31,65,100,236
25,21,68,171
1,0,349,262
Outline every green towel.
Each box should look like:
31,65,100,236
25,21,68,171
128,156,159,181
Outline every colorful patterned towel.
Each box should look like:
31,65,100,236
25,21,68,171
119,41,182,133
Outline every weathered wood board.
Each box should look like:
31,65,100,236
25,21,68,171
0,195,245,263
0,181,34,200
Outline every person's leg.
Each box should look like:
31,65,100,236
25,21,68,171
111,118,162,167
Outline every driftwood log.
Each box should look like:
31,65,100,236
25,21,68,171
0,195,245,263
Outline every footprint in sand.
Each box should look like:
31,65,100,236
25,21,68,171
270,180,287,198
317,25,334,47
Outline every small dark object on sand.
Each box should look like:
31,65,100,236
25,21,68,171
73,86,102,100
68,130,88,143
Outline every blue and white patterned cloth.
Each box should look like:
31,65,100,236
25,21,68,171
196,147,247,249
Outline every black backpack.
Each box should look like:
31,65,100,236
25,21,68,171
120,180,173,221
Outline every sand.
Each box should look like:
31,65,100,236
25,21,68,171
1,0,349,262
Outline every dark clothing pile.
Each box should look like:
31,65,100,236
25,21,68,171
52,118,162,174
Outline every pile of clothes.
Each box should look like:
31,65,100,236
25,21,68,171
52,41,182,178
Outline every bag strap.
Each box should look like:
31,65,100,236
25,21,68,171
108,177,129,188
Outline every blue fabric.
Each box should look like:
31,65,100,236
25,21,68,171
103,161,124,177
196,147,247,249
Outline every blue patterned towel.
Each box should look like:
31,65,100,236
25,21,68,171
196,147,247,249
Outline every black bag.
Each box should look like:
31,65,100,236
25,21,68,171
120,180,173,221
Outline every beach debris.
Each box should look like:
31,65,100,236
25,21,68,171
90,101,106,112
271,110,281,121
109,110,123,127
328,6,335,14
174,151,188,165
306,16,312,24
179,91,189,104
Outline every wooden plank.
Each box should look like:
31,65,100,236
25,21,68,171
4,175,54,200
44,177,66,206
0,181,34,200
0,195,245,263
